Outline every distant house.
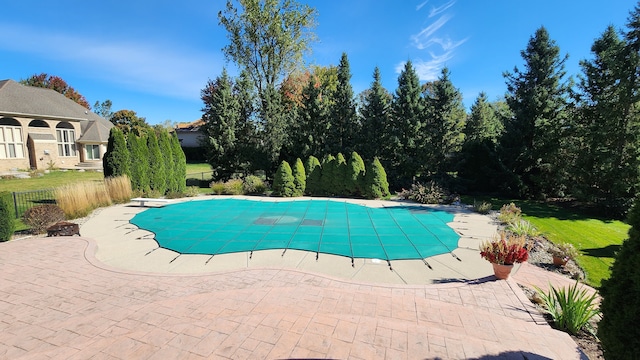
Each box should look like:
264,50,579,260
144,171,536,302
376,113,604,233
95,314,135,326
174,119,204,147
175,119,206,161
0,79,114,172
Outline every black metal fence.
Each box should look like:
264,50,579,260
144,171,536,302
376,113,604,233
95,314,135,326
11,189,56,219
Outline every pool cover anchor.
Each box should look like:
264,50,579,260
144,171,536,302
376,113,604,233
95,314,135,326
144,247,159,256
422,259,433,269
169,254,181,263
387,260,393,271
451,252,462,261
205,255,214,265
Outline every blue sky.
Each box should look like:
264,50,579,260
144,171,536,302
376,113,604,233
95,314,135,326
1,1,635,125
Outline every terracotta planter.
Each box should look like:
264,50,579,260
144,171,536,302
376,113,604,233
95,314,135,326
552,255,568,267
492,263,514,280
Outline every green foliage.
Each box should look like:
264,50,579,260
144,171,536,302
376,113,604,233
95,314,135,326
171,133,187,192
126,134,149,192
110,109,150,135
549,242,580,261
291,158,306,197
332,153,348,195
502,26,570,198
598,195,640,358
506,219,540,237
146,131,166,194
398,181,448,204
305,155,322,195
272,161,295,197
103,127,130,178
0,191,15,241
242,175,267,195
359,67,392,161
473,200,492,214
320,154,336,195
223,178,244,195
346,151,365,196
535,282,600,335
363,157,390,199
464,92,504,144
210,181,226,195
184,186,201,197
158,130,176,193
327,53,359,155
497,202,522,224
22,204,65,234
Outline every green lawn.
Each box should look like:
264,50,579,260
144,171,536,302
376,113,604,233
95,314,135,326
186,162,212,176
465,196,629,288
0,171,103,193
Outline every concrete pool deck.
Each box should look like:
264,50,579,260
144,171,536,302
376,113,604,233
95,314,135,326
0,196,588,359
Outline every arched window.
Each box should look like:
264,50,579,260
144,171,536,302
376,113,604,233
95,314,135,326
0,118,24,159
56,122,76,157
28,120,50,128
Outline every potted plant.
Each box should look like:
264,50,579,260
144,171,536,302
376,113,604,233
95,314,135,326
549,242,579,267
480,231,529,280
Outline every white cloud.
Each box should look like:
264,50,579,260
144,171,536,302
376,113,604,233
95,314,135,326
429,0,455,18
410,14,451,50
395,50,454,82
0,24,221,101
416,0,429,11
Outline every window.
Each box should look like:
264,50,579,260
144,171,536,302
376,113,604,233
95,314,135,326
85,144,100,160
56,128,76,157
0,125,24,159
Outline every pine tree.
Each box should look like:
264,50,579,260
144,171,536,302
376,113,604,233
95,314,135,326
359,67,392,162
260,84,290,174
146,131,166,194
363,157,390,199
598,198,640,358
103,127,130,178
464,92,503,144
346,151,366,196
158,130,176,192
327,53,358,154
272,161,295,197
305,155,322,195
171,133,187,192
391,60,425,188
423,67,466,181
295,74,329,159
502,26,570,198
201,69,240,180
291,158,306,196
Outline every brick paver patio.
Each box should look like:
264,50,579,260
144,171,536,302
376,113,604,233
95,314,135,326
0,235,586,359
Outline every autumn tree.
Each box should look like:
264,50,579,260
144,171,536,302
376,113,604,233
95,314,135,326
110,110,150,135
21,73,90,109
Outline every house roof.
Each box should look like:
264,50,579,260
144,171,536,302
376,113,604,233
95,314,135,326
28,133,56,141
175,119,204,132
0,79,114,142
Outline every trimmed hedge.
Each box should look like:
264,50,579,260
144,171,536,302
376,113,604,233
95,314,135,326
363,157,390,199
292,158,306,197
305,156,322,195
272,161,296,197
0,191,15,241
346,151,365,196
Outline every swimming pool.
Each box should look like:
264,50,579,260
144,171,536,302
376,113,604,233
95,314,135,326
130,198,460,262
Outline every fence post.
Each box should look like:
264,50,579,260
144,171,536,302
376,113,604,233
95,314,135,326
12,192,18,219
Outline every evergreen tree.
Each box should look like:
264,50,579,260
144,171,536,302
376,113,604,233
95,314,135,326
391,60,425,188
260,84,290,173
320,154,336,195
422,67,466,180
171,133,187,192
598,198,640,358
126,133,149,192
103,127,130,178
294,74,330,159
333,152,348,196
146,131,166,194
201,69,240,180
502,27,570,198
272,160,295,197
573,24,640,213
346,151,366,196
464,92,503,144
234,70,259,175
0,191,15,242
359,67,392,162
158,130,176,192
363,157,390,199
327,53,359,154
291,158,306,196
305,155,322,195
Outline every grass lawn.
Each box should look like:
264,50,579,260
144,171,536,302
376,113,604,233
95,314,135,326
0,171,103,193
464,196,629,288
186,162,212,176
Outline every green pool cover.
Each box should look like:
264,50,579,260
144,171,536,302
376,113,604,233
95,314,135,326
130,198,460,262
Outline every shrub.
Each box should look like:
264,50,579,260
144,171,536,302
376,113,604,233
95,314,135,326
535,282,600,336
0,191,15,241
598,198,640,358
549,242,580,261
147,131,166,194
223,178,244,195
473,200,492,214
305,156,322,195
171,133,187,192
397,181,447,204
506,219,540,237
332,153,348,195
210,181,226,195
346,151,365,196
127,134,149,192
363,157,390,199
320,154,336,195
291,158,306,197
272,161,295,197
103,127,130,178
158,130,176,193
184,186,201,197
498,202,522,224
243,175,267,195
105,175,132,204
23,204,66,234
